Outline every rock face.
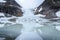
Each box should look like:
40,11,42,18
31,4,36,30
45,0,60,7
0,0,23,17
34,0,60,19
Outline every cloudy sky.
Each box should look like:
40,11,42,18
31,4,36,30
15,0,44,9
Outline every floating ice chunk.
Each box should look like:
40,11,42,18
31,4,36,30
56,11,60,17
0,13,5,17
0,24,5,28
56,26,60,31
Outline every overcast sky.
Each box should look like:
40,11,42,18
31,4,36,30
15,0,44,9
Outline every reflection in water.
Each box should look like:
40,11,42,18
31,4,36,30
36,22,60,40
0,23,23,40
0,9,60,40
